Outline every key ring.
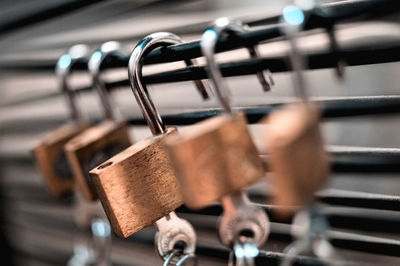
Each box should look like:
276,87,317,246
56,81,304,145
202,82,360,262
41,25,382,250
282,206,333,266
163,249,197,266
228,236,259,266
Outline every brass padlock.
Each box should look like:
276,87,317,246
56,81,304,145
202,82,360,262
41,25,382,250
90,32,211,239
263,103,329,207
165,19,266,210
34,45,90,197
262,21,330,212
167,18,270,253
65,42,131,201
166,112,264,209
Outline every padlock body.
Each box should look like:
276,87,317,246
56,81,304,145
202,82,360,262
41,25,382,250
165,112,264,209
264,103,330,208
89,128,182,238
65,120,131,201
33,121,88,197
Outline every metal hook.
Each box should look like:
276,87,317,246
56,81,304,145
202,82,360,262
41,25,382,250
128,32,212,135
88,41,124,121
56,44,89,121
201,17,274,114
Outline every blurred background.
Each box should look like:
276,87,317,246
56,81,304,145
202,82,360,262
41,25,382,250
0,0,399,265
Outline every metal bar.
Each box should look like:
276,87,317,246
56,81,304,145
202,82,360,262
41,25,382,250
177,204,400,235
249,189,400,212
0,0,107,36
3,40,399,108
124,96,400,126
261,146,400,174
6,200,400,259
317,189,400,212
1,0,399,71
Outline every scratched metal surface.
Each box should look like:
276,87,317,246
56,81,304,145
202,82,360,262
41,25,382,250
0,0,399,265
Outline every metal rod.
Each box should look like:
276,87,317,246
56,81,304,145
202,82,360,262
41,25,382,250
124,95,400,126
3,41,399,108
1,0,399,72
0,0,107,36
177,204,400,235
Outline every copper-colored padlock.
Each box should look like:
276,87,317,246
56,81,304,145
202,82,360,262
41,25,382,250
165,19,267,210
166,112,264,209
90,32,211,239
34,45,90,197
65,42,131,201
262,22,330,212
263,103,329,207
167,18,271,253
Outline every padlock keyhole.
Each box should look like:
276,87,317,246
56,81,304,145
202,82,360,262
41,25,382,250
173,240,187,252
239,229,254,238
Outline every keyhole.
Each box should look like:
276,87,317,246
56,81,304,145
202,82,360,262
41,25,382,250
239,229,254,238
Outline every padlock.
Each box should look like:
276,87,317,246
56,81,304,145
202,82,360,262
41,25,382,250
34,122,88,197
33,45,90,197
165,112,264,209
165,18,270,253
165,18,266,209
90,32,210,239
262,14,330,211
65,42,131,201
263,103,329,207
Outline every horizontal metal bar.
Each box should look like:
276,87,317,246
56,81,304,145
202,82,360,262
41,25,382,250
0,0,107,36
317,189,400,212
5,40,399,108
124,96,400,126
140,42,400,84
8,202,400,259
1,0,398,72
250,188,400,212
261,146,400,174
177,204,400,235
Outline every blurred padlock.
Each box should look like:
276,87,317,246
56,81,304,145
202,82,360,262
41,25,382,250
263,103,329,207
165,19,266,209
262,15,330,213
65,42,131,201
90,32,211,239
34,45,90,197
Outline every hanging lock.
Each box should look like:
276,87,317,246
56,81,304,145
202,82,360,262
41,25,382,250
90,32,210,242
165,18,268,209
34,45,90,197
65,42,131,201
263,103,329,208
167,18,270,259
262,8,330,214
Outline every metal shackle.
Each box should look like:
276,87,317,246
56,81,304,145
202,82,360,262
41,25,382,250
56,44,90,121
201,17,273,114
128,32,212,136
88,41,124,121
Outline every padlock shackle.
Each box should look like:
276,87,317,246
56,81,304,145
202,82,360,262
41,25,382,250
128,32,211,136
282,4,311,103
56,44,89,121
88,41,124,121
200,18,272,114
